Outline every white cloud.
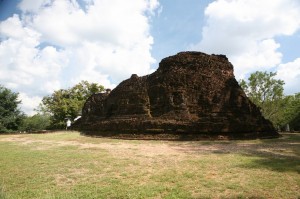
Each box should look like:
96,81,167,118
0,15,68,94
18,93,42,116
191,0,300,93
0,0,159,115
277,58,300,95
232,39,282,79
18,0,52,13
0,14,40,46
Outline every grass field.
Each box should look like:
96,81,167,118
0,131,299,199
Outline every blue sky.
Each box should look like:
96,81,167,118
0,0,300,115
150,0,211,64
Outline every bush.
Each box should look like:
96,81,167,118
19,114,51,132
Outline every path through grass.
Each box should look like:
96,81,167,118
0,131,299,198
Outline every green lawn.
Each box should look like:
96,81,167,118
0,131,299,199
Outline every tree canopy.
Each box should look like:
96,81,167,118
0,85,24,133
240,71,299,130
39,80,105,129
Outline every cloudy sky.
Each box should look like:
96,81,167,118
0,0,300,115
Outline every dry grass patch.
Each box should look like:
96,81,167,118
0,131,299,198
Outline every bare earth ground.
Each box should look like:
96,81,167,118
0,131,299,199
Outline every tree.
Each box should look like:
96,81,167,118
39,81,104,129
278,93,300,131
239,71,285,126
0,85,24,133
19,113,51,132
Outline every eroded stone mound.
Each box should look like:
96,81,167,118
74,52,278,139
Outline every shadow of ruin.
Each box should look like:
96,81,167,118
73,51,279,140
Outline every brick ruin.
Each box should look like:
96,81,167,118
73,52,278,139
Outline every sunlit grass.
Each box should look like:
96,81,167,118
0,132,299,198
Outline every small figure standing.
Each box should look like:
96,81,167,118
66,119,71,130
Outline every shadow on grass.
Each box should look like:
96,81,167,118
239,133,300,174
241,153,300,173
180,133,300,174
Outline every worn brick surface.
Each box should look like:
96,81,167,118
74,52,278,139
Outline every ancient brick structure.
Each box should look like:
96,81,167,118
74,52,278,139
